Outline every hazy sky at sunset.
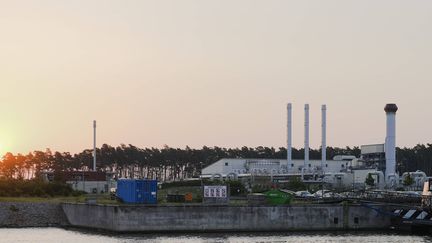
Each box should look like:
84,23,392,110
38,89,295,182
1,0,431,155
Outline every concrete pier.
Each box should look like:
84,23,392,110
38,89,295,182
62,203,392,232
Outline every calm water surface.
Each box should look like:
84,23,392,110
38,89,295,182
0,228,431,243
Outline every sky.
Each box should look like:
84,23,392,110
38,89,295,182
0,0,431,155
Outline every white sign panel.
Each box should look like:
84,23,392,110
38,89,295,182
203,185,227,198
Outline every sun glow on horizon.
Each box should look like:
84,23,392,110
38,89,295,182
0,136,11,157
0,140,16,157
0,143,5,157
0,120,19,156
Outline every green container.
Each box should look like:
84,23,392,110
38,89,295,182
264,189,293,205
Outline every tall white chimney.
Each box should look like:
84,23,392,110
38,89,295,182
384,104,398,178
287,103,292,168
321,105,326,171
304,104,309,168
93,120,97,171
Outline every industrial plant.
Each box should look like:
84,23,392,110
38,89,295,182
57,103,432,234
201,103,428,191
5,103,432,234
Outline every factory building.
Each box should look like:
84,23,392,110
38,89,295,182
201,103,368,188
43,171,116,194
201,103,429,190
201,157,375,190
360,144,385,172
202,157,354,179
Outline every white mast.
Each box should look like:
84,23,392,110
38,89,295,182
287,103,292,168
93,120,96,171
321,105,327,171
304,104,309,168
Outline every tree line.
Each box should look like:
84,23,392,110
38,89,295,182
0,144,431,181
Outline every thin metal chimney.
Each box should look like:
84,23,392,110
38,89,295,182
93,120,96,171
287,103,292,168
321,105,326,171
304,104,309,168
384,104,398,178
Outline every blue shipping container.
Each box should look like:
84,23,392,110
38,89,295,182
116,179,158,204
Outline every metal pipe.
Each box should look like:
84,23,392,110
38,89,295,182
93,120,96,171
304,104,309,168
321,105,326,172
287,103,292,168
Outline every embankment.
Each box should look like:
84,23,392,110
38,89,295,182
0,202,68,227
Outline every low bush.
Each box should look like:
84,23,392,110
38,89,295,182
226,180,247,196
252,184,271,193
0,179,75,197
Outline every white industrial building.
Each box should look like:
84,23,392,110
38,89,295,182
202,156,354,179
201,156,376,189
201,103,429,190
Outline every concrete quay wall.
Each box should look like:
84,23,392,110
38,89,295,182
0,202,68,227
62,203,392,232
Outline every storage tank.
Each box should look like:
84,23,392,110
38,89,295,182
116,179,158,204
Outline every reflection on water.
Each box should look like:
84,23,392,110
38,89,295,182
0,228,431,243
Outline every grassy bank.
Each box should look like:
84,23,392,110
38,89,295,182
0,196,86,203
0,185,312,206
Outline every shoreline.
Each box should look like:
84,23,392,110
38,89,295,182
0,202,68,228
0,226,407,234
4,226,432,241
1,227,430,243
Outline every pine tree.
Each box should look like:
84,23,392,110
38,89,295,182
403,173,414,187
365,173,375,186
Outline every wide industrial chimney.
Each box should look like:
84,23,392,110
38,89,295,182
304,104,309,168
321,105,326,171
384,104,398,178
287,103,292,168
93,120,97,171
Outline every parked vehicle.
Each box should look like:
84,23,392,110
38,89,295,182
312,190,331,198
295,191,315,198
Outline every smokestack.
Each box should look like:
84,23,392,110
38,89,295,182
287,103,292,168
304,104,309,168
384,104,398,178
321,105,326,171
93,120,96,171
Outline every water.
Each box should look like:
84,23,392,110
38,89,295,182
0,228,430,243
